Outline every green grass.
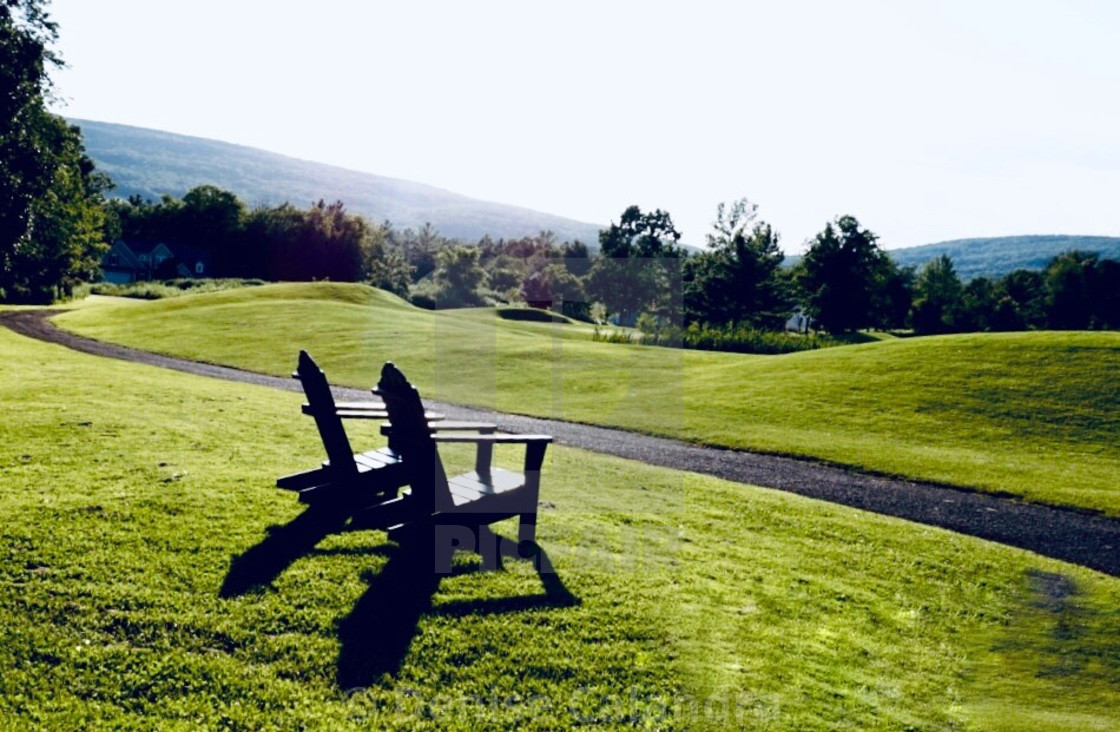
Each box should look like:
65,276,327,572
2,326,1118,729
55,283,1120,516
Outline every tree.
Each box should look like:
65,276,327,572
684,198,789,328
1,0,111,302
431,246,489,307
872,260,914,330
795,215,889,333
1044,250,1097,330
558,240,591,277
910,254,963,334
1,0,58,266
999,269,1047,330
586,205,685,323
364,222,412,297
957,276,998,332
178,184,246,274
520,263,587,315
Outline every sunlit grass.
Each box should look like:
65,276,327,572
55,283,1120,515
2,327,1118,729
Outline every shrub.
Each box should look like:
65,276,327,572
76,278,265,300
594,319,837,354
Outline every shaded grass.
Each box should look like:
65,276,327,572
54,283,1120,516
1,327,1118,729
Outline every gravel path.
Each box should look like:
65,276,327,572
5,308,1118,577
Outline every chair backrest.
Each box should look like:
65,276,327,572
296,350,357,478
377,362,451,512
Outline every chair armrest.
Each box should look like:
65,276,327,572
430,434,553,444
305,404,445,421
380,421,496,436
335,400,387,411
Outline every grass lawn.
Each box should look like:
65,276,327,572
55,283,1120,516
2,326,1118,729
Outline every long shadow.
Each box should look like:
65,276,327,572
336,531,578,690
220,505,350,598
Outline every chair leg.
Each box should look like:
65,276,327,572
517,512,538,555
477,525,503,571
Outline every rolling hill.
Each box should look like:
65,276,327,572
72,118,605,245
887,235,1120,280
55,284,1120,516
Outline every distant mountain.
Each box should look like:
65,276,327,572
783,235,1120,280
73,119,605,245
887,235,1120,280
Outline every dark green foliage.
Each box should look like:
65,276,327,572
683,198,790,329
0,1,110,303
1045,250,1097,330
910,251,1120,333
81,277,265,300
586,206,686,323
872,261,915,330
595,320,835,354
796,215,891,333
910,255,963,334
429,246,489,307
114,189,411,288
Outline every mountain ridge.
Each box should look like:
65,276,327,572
72,118,605,245
886,234,1120,280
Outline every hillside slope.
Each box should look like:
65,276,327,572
55,285,1120,515
73,118,604,244
888,234,1120,280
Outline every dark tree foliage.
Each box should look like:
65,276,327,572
0,0,58,259
957,276,998,332
558,240,591,277
796,215,890,333
910,255,963,334
587,205,685,323
1045,250,1097,330
430,246,489,307
684,198,789,329
1093,258,1120,329
365,222,412,297
1,0,111,302
112,189,417,289
998,269,1047,330
872,261,914,330
906,250,1119,333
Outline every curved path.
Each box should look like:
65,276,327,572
4,309,1118,577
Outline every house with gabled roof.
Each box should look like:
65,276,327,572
101,240,211,283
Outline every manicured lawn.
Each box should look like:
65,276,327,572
56,284,1120,515
1,326,1118,729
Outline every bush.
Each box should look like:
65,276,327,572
593,319,837,354
76,278,265,300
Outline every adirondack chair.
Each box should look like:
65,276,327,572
276,350,409,507
277,351,500,509
350,362,552,565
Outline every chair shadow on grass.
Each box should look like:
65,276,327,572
219,504,355,598
335,525,579,690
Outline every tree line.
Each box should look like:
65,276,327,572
3,2,1117,337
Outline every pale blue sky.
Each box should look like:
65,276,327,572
47,0,1120,251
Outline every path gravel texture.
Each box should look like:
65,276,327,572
4,308,1118,577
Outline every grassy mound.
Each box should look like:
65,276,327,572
1,327,1117,729
54,284,1120,515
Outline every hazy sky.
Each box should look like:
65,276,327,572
47,0,1120,251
